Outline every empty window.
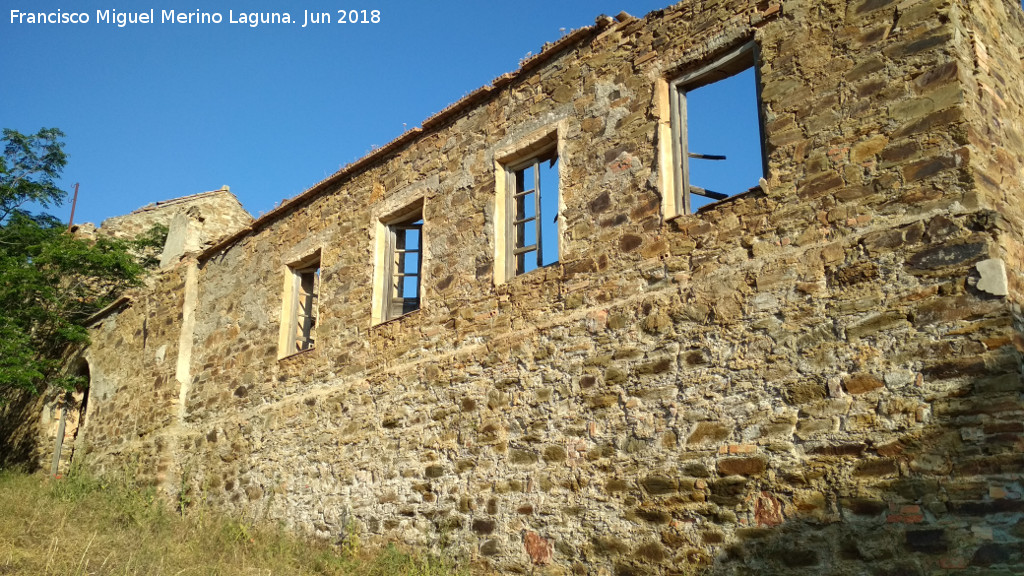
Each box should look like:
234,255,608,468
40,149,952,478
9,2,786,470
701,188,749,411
668,41,766,214
372,200,426,325
381,211,422,321
504,148,559,278
280,253,320,357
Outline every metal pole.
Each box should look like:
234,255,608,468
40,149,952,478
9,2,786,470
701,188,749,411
66,182,80,231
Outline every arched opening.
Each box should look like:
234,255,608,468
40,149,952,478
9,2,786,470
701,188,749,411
50,359,90,477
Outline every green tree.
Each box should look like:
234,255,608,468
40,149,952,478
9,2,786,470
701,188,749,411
0,127,67,222
0,128,156,401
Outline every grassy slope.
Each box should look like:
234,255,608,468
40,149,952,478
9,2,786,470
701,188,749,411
0,469,464,576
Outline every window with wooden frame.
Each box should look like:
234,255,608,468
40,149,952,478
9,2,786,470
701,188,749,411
665,41,766,215
502,146,560,279
279,252,320,357
380,209,423,322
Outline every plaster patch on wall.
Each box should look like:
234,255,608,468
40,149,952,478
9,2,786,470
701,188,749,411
977,258,1009,296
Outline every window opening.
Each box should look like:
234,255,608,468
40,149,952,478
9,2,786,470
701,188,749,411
670,41,765,213
506,149,559,277
382,214,423,321
283,254,320,356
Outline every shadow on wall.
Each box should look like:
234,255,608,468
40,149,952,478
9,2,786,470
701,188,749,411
689,345,1024,575
0,391,45,472
1,358,91,474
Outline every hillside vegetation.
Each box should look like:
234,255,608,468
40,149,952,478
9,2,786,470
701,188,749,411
0,467,464,576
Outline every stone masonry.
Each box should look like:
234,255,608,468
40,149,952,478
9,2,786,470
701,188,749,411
91,186,251,242
22,0,1024,573
1,188,252,477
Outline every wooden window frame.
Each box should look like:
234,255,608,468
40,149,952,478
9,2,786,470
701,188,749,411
668,40,767,215
279,251,320,358
504,148,558,279
380,209,423,322
493,127,560,285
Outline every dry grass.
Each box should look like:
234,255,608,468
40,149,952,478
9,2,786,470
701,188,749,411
0,467,464,576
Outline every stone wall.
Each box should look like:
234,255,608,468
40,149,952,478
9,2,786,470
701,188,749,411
81,268,190,484
60,0,1024,574
1,188,252,474
962,0,1024,310
96,187,252,247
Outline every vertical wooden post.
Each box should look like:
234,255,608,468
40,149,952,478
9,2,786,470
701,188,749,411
50,404,68,476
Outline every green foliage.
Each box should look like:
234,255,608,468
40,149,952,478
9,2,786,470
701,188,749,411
130,222,170,269
339,515,362,558
0,212,144,398
0,127,67,223
0,128,152,402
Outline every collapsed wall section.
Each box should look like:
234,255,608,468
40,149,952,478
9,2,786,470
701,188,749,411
93,187,255,269
96,187,252,244
73,0,1024,573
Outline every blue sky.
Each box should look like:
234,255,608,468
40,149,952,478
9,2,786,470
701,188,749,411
2,0,670,226
5,1,1022,227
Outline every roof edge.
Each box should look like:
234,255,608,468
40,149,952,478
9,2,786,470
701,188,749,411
84,295,132,327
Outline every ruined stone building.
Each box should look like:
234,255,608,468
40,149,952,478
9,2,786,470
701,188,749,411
8,0,1024,573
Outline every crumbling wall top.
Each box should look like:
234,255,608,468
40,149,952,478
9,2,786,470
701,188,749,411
97,186,252,244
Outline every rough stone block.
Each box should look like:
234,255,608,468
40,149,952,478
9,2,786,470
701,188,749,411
717,456,768,476
640,474,678,495
843,373,885,394
687,422,730,444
